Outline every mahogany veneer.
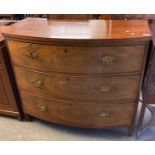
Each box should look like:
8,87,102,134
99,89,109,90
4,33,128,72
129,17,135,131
21,91,136,128
8,41,146,74
2,18,151,135
47,14,99,20
14,66,141,102
0,26,21,119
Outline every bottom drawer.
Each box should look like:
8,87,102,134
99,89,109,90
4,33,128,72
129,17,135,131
21,91,136,128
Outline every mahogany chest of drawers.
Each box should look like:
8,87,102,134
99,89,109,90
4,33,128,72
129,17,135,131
2,18,151,135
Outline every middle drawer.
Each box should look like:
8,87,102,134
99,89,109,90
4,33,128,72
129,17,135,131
14,66,140,102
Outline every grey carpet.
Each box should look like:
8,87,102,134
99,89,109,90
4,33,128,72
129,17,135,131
0,116,134,141
136,105,155,141
0,103,154,141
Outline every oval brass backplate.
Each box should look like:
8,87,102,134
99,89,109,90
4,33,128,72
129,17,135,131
98,112,109,119
25,51,38,59
40,105,47,112
31,79,43,87
100,86,111,92
100,56,116,64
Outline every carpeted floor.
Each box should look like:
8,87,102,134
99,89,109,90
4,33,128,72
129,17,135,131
0,103,155,141
0,116,135,141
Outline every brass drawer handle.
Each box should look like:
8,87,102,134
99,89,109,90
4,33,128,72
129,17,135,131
31,79,43,87
100,86,111,92
100,56,116,64
98,112,109,119
25,51,38,59
40,105,47,112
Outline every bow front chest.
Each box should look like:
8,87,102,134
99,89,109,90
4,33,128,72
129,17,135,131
2,18,151,135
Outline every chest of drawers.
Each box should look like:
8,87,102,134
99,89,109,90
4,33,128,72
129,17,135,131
2,18,151,135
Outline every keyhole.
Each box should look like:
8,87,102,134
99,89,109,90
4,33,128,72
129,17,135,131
64,49,68,53
66,78,70,81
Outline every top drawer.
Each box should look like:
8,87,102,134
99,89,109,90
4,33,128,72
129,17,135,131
7,40,145,74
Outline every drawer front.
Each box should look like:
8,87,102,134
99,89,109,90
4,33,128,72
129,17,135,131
21,91,135,127
14,66,140,102
7,40,145,74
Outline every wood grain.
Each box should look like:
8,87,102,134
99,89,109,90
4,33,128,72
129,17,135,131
7,40,146,74
3,18,151,134
2,18,151,44
0,68,10,107
0,44,21,118
21,90,135,127
47,14,99,20
14,66,140,102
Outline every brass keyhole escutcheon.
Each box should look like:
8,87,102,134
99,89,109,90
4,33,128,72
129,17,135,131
64,49,68,53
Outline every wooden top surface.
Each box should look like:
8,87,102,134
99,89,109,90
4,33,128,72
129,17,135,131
2,18,151,43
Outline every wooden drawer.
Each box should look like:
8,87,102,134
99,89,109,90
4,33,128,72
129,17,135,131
21,91,135,127
7,40,145,74
14,66,140,102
